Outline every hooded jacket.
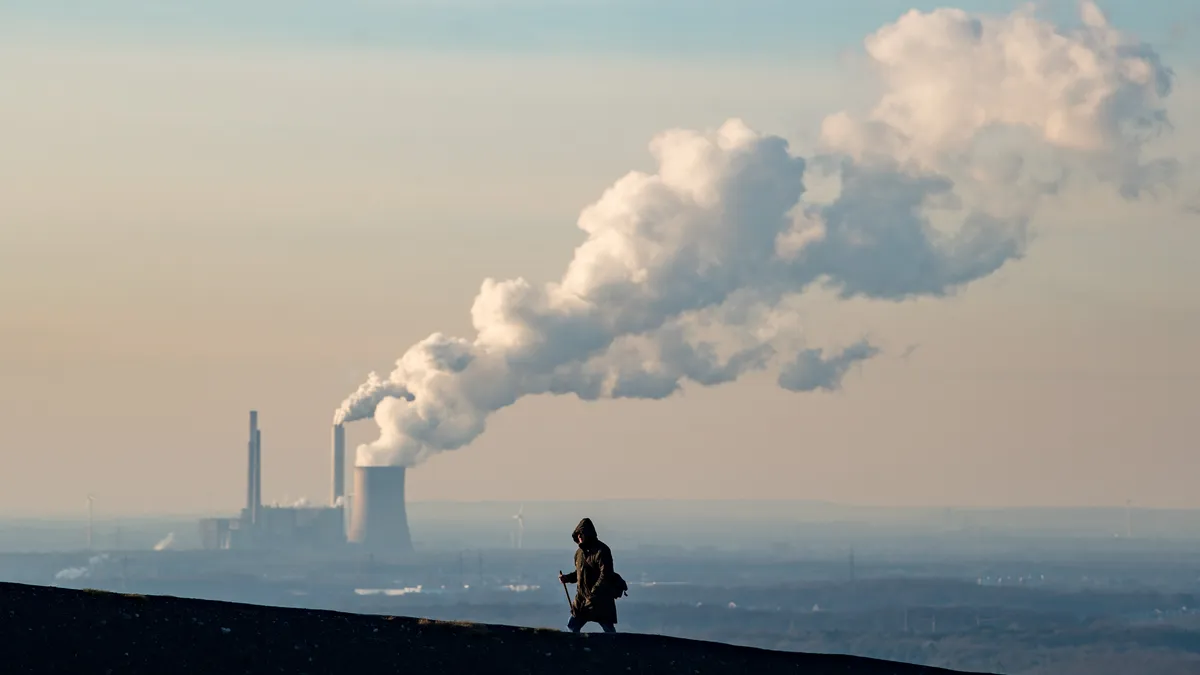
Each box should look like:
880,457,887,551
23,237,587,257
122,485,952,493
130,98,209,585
560,518,617,624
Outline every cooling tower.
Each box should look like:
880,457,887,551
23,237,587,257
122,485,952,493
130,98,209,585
331,424,345,506
347,466,413,553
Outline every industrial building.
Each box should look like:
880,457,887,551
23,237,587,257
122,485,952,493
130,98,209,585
198,411,413,553
200,410,347,551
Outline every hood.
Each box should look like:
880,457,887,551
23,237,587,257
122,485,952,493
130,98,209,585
572,518,597,543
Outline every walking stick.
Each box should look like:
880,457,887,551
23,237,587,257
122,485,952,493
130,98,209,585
558,570,574,611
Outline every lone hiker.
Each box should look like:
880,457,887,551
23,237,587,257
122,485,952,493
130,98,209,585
558,518,618,633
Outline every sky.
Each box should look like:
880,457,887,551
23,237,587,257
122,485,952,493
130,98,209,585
1,0,1199,517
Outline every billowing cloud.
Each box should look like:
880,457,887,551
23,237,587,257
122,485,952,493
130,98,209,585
820,0,1175,198
338,1,1179,467
778,340,880,393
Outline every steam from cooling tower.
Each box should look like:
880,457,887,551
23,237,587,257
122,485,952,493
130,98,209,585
337,1,1181,468
153,533,176,551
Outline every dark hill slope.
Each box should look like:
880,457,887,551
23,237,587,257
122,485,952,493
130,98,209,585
1,582,984,675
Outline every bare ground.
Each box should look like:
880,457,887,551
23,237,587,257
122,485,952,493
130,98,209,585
1,582,984,675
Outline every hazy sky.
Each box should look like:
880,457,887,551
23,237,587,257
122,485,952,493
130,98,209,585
2,0,1199,517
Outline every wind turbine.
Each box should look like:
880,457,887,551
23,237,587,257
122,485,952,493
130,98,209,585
512,505,524,550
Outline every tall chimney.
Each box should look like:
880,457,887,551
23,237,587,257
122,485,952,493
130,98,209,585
253,428,263,524
246,411,258,517
347,466,413,553
331,424,346,506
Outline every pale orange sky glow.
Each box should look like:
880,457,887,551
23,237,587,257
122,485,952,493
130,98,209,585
2,4,1199,517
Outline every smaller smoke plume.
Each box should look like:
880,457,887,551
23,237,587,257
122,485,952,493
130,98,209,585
54,567,89,581
333,372,412,426
152,533,175,551
54,553,108,581
267,497,315,508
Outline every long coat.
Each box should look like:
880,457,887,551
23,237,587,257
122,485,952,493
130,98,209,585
561,518,618,625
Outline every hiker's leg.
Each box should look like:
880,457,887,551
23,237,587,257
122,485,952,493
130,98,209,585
599,623,616,633
566,616,585,633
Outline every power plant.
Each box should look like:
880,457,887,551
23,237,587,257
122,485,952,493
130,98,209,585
199,411,412,553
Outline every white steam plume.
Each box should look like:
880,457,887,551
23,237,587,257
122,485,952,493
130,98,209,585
820,1,1175,199
54,554,108,582
153,532,175,551
338,2,1178,468
334,372,413,426
54,567,89,581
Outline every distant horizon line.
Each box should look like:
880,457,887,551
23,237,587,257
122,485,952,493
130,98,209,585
3,498,1190,522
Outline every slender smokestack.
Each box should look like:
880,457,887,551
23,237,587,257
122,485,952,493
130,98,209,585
253,428,262,524
331,424,346,506
347,466,412,553
246,411,258,516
